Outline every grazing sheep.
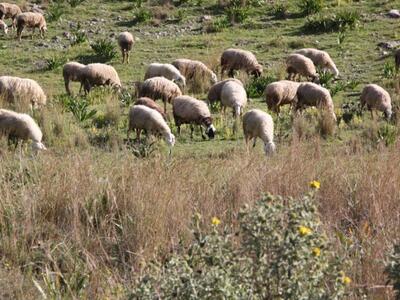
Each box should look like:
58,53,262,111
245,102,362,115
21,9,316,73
137,76,182,113
0,109,46,151
127,104,175,147
144,63,186,88
0,3,21,29
63,62,85,95
172,95,216,140
220,80,247,117
286,53,318,82
295,48,339,77
243,109,275,156
0,19,7,34
118,31,134,64
134,97,167,120
264,80,300,114
207,78,243,105
360,84,392,119
395,49,400,72
295,82,336,122
16,12,47,41
172,58,217,88
80,63,121,94
0,76,46,109
220,48,263,78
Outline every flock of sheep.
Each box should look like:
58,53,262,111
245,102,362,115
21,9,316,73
0,2,394,155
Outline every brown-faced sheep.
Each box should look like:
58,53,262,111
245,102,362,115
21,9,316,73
264,80,300,114
0,3,21,29
295,48,339,77
134,97,167,120
360,84,392,119
221,80,247,117
172,95,216,140
80,63,121,94
172,58,217,90
63,62,85,95
286,53,317,82
16,12,47,41
207,78,243,105
118,31,134,64
144,63,186,88
220,48,263,78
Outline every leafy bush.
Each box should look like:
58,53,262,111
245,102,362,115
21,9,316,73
204,16,230,33
225,5,249,23
44,55,67,71
130,191,350,299
303,10,360,33
383,61,397,79
385,243,400,299
70,30,87,46
271,3,289,19
47,3,65,22
246,75,276,98
67,0,85,8
298,0,323,16
62,96,97,122
133,8,152,24
378,123,397,146
90,39,117,61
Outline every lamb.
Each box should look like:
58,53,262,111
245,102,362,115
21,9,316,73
127,104,175,147
172,58,217,88
207,78,243,105
243,109,275,156
295,48,339,77
264,80,300,114
137,76,182,113
144,63,186,88
295,82,336,122
220,48,263,78
286,53,318,82
172,95,216,140
62,61,85,95
134,97,167,120
118,31,134,64
16,12,47,41
0,109,46,151
79,63,121,94
0,76,46,109
220,80,247,117
360,84,392,119
0,19,7,34
395,49,400,72
0,3,22,29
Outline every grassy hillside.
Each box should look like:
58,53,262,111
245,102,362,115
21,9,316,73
0,0,400,298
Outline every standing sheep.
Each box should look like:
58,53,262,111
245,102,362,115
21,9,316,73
134,97,167,120
243,109,275,156
360,84,392,119
220,48,263,78
16,12,47,41
144,63,186,88
0,3,21,29
63,62,85,95
127,104,175,147
207,78,243,105
118,31,134,64
264,80,300,114
172,95,216,140
172,58,217,90
137,76,182,113
286,53,318,82
295,48,339,77
0,109,46,151
79,63,121,94
0,19,8,34
220,80,247,117
0,76,46,109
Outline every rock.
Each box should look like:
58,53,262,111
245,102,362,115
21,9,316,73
378,40,400,50
52,36,62,43
63,31,71,38
116,16,123,21
388,9,400,18
201,15,212,22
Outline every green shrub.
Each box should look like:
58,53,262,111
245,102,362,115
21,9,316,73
204,17,230,33
303,10,360,33
61,96,97,123
378,123,397,146
67,0,85,8
271,3,289,19
90,39,117,61
44,55,67,71
70,30,87,46
133,8,152,24
47,3,65,22
225,5,249,23
298,0,323,16
246,75,276,98
340,101,362,125
385,243,400,300
383,61,397,79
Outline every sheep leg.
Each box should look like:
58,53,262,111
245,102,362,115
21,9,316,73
163,101,167,114
121,50,124,63
127,52,130,64
64,79,71,95
135,129,141,142
200,126,206,140
177,125,181,136
127,128,131,141
252,137,257,148
190,125,194,139
228,69,235,78
16,26,23,41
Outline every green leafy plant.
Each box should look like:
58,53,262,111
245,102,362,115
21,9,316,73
378,123,397,146
204,16,230,33
47,2,65,22
298,0,323,16
303,10,360,33
245,75,276,98
271,3,289,19
44,55,67,71
383,61,397,79
67,0,85,8
340,101,362,124
90,39,117,61
70,30,87,46
62,96,97,122
385,242,400,300
225,5,249,23
133,8,152,24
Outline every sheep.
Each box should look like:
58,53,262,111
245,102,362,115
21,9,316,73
220,80,247,117
0,19,7,34
286,53,318,82
243,109,275,156
295,48,339,77
295,82,336,122
137,76,182,113
0,76,46,109
207,78,243,105
79,63,121,94
134,97,167,120
16,12,47,41
172,95,216,140
144,63,186,88
62,62,85,95
118,31,134,64
0,109,46,151
264,80,300,114
171,58,217,89
0,3,22,29
360,84,392,120
220,48,263,78
127,104,175,147
395,49,400,72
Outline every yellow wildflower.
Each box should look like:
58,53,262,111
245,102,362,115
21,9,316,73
309,180,321,189
342,276,352,285
312,247,321,257
211,217,221,226
298,226,312,236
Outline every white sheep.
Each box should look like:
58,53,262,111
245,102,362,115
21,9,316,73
264,80,300,114
220,48,263,78
135,97,167,120
0,108,46,151
360,84,392,119
144,63,186,88
16,12,47,41
286,53,318,82
207,78,243,105
79,63,121,94
243,109,275,156
0,19,8,34
127,104,175,147
62,61,85,95
172,58,217,88
172,95,216,139
0,76,46,109
295,48,339,77
221,80,247,117
118,31,134,64
0,3,21,29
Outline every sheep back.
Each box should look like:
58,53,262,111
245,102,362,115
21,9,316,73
172,58,217,84
16,12,46,29
243,109,275,154
128,104,171,135
221,80,247,109
264,80,300,111
172,95,212,126
207,78,243,104
63,62,85,82
118,31,134,51
135,97,166,120
0,3,22,19
286,53,317,78
0,109,43,143
0,76,46,108
360,84,392,114
138,76,182,103
295,48,339,76
81,63,121,88
221,48,263,76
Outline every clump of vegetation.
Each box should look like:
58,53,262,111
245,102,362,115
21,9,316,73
378,123,397,146
298,0,323,16
303,10,360,33
90,39,117,61
271,3,289,19
70,29,87,46
204,16,230,33
133,7,152,24
383,61,397,79
246,75,275,98
225,5,249,23
47,2,66,22
67,0,86,8
340,101,362,124
61,96,97,122
44,55,67,71
385,242,400,299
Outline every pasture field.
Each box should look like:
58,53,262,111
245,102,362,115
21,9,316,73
0,0,400,298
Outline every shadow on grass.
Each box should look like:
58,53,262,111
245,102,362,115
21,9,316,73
75,54,113,64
